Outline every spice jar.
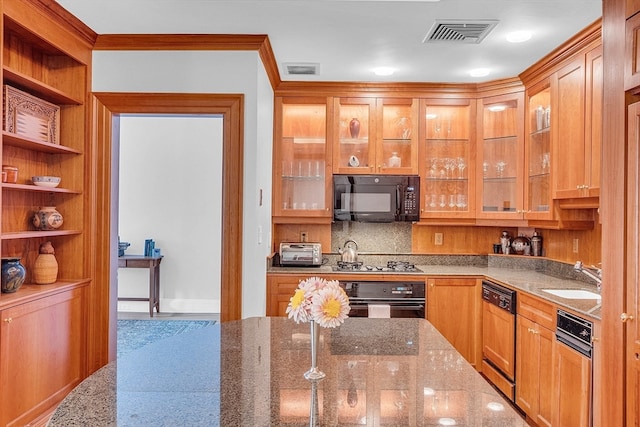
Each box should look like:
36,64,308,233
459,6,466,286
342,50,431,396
2,165,18,183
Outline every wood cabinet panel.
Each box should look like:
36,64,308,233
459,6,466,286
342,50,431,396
553,342,592,427
482,300,515,378
333,97,419,175
517,292,556,330
273,97,333,222
515,313,554,427
626,12,640,91
476,92,525,220
552,58,586,197
420,99,477,220
553,44,602,201
626,101,640,427
629,0,640,18
0,286,87,427
426,277,482,368
266,274,303,317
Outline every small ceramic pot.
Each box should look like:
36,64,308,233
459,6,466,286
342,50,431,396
33,206,63,230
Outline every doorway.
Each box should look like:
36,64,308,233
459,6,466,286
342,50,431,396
117,115,223,315
90,92,243,366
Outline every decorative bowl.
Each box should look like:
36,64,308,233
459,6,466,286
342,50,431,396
32,176,61,188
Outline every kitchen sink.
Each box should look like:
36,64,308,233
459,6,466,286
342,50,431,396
542,289,601,300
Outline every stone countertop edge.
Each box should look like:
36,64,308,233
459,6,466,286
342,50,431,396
268,255,602,321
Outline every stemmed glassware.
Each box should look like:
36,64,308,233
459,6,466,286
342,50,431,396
496,161,507,178
457,157,466,179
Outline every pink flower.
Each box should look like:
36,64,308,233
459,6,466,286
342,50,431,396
286,277,350,327
310,285,350,328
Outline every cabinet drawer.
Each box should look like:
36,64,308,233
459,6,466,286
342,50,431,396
517,292,555,330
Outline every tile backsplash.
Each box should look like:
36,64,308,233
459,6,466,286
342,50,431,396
331,221,412,254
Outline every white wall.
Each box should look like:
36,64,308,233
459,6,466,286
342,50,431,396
117,116,222,313
94,50,274,318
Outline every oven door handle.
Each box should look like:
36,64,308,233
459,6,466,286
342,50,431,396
349,303,425,310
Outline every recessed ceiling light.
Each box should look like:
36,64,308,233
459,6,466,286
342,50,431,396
469,68,490,77
506,30,532,43
373,67,395,76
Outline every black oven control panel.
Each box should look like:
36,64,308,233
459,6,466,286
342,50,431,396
340,281,425,300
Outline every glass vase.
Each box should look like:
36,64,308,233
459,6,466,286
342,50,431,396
304,320,326,380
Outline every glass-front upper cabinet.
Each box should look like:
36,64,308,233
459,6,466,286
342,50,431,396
273,97,332,220
420,99,476,219
477,93,525,219
526,82,553,219
333,97,418,175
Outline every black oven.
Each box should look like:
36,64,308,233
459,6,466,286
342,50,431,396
341,281,426,318
333,175,420,222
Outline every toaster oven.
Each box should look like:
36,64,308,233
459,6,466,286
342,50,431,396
279,243,322,266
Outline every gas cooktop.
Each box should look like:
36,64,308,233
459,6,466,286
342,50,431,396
333,260,423,273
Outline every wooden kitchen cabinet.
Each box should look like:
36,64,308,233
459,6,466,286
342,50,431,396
333,97,419,175
426,277,482,369
525,80,553,221
552,43,602,202
0,284,88,427
420,99,476,220
552,337,592,427
626,11,640,90
273,97,333,222
476,92,525,220
515,293,555,427
267,274,305,317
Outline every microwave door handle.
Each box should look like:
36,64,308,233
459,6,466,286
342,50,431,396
396,185,401,216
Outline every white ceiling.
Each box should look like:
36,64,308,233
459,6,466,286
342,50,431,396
55,0,602,84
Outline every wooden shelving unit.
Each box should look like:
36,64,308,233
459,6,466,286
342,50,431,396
0,1,96,425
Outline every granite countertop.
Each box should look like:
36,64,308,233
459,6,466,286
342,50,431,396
268,255,602,320
48,317,529,426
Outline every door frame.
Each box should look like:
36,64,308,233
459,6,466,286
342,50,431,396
90,92,243,366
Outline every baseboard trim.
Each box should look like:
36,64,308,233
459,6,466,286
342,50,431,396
117,298,220,313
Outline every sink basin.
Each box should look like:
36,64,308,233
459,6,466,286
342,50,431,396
542,289,601,300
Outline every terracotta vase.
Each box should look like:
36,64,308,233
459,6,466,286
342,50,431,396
32,206,63,230
34,241,58,284
349,118,360,139
1,258,26,293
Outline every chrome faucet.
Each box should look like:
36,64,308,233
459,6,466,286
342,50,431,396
574,261,602,291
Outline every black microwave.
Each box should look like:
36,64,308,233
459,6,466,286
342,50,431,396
333,175,420,222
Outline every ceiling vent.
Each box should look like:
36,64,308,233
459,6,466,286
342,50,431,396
283,63,320,76
423,19,498,44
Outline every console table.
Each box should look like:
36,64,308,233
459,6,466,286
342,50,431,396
117,255,163,317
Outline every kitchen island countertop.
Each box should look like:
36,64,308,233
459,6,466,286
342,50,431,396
48,317,529,426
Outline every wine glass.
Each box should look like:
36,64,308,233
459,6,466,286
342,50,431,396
457,157,466,179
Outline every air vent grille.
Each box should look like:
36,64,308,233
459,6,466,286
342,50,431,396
284,63,320,75
423,20,498,44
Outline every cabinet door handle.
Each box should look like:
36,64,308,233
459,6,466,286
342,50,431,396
3,317,12,323
621,313,635,323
